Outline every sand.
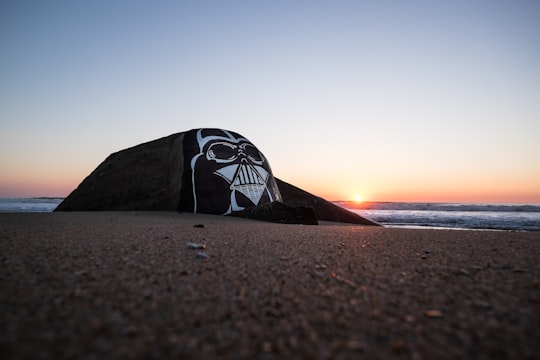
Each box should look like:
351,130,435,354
1,212,539,359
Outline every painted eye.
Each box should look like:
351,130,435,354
242,144,263,164
207,142,237,162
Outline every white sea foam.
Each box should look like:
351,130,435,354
0,198,63,212
336,201,540,231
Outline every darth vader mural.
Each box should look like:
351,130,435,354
180,128,283,215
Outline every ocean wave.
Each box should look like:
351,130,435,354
353,209,540,231
0,198,63,212
336,201,540,213
335,201,540,231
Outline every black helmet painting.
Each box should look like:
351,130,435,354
180,128,283,215
53,127,378,225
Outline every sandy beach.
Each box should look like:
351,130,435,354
1,212,539,359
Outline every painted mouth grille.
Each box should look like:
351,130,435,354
233,164,265,186
214,164,270,205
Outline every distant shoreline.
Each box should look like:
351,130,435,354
2,198,540,231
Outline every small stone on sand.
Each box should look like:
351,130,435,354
187,243,206,250
196,252,209,259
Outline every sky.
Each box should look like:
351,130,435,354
1,0,539,203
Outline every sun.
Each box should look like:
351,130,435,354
354,195,363,203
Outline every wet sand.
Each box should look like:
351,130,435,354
1,212,539,359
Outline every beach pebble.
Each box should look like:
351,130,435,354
196,252,209,259
262,342,273,352
346,339,366,351
73,270,87,277
425,309,443,318
452,268,470,276
187,243,206,250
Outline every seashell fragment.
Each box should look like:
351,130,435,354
196,252,209,259
187,243,206,250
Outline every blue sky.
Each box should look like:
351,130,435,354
1,0,539,202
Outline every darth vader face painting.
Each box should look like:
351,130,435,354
181,128,282,215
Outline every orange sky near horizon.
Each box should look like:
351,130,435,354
1,145,539,204
285,175,540,204
2,166,540,204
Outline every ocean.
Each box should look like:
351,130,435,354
1,198,539,231
0,198,64,213
336,201,540,231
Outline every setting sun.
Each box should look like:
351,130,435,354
354,195,363,203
